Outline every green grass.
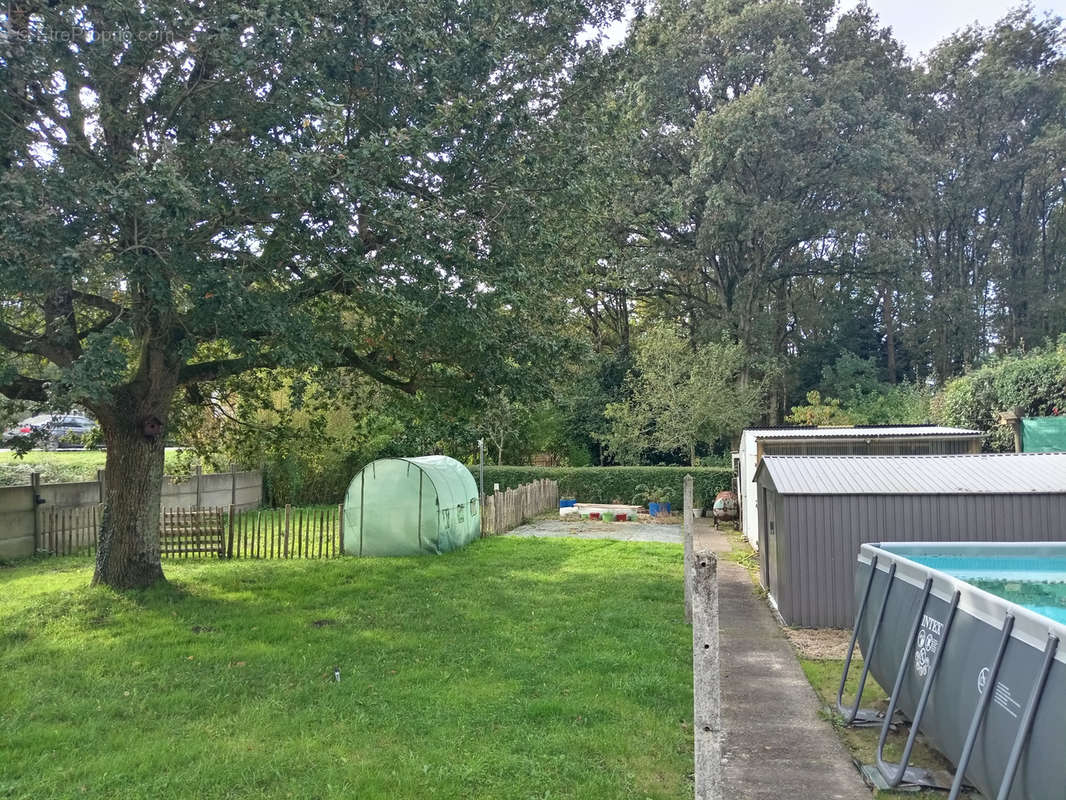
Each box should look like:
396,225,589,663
0,537,693,800
800,658,975,798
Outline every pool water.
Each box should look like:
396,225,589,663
908,554,1066,625
968,579,1066,625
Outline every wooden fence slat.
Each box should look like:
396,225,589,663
227,505,234,558
281,505,288,559
477,479,558,537
318,508,325,558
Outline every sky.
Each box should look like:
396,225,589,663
837,0,1066,58
598,1,1066,59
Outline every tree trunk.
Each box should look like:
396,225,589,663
92,415,168,589
881,284,896,384
91,371,176,590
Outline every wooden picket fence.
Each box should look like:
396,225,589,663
481,479,559,535
226,505,342,560
42,504,102,557
161,507,226,558
38,504,343,559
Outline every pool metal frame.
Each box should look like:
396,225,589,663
837,543,1063,800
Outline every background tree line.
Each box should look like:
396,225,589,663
3,0,1065,585
161,0,1066,479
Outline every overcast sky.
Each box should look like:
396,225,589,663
598,1,1066,58
837,0,1066,58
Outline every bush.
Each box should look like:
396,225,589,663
471,466,733,506
933,337,1066,451
262,451,358,507
0,461,94,487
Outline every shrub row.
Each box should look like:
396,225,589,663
470,466,733,507
0,461,96,487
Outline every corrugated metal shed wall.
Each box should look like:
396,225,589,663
771,493,1066,628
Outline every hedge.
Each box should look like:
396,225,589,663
469,466,733,507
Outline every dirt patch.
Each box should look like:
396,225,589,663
784,627,852,660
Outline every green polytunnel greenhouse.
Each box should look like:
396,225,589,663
343,456,481,556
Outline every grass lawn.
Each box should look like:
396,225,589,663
0,537,693,800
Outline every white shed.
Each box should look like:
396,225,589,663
736,425,982,549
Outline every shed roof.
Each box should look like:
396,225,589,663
744,425,981,440
755,453,1066,495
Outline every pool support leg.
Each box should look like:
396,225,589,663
876,582,961,788
995,633,1059,800
837,558,896,725
947,613,1015,800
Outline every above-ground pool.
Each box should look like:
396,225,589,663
841,542,1065,800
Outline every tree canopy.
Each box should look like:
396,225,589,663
4,0,1066,586
1,0,618,587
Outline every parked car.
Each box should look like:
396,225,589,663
1,413,99,449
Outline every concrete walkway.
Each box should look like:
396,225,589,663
695,521,869,800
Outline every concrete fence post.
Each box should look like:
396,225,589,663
195,465,203,509
692,549,722,800
684,473,694,624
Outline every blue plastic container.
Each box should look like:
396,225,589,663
559,499,577,508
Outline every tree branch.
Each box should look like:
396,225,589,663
178,347,419,394
0,320,73,364
71,291,127,317
0,374,48,402
178,355,261,385
332,346,419,394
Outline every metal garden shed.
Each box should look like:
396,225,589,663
753,452,1066,628
735,425,982,549
733,426,980,550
